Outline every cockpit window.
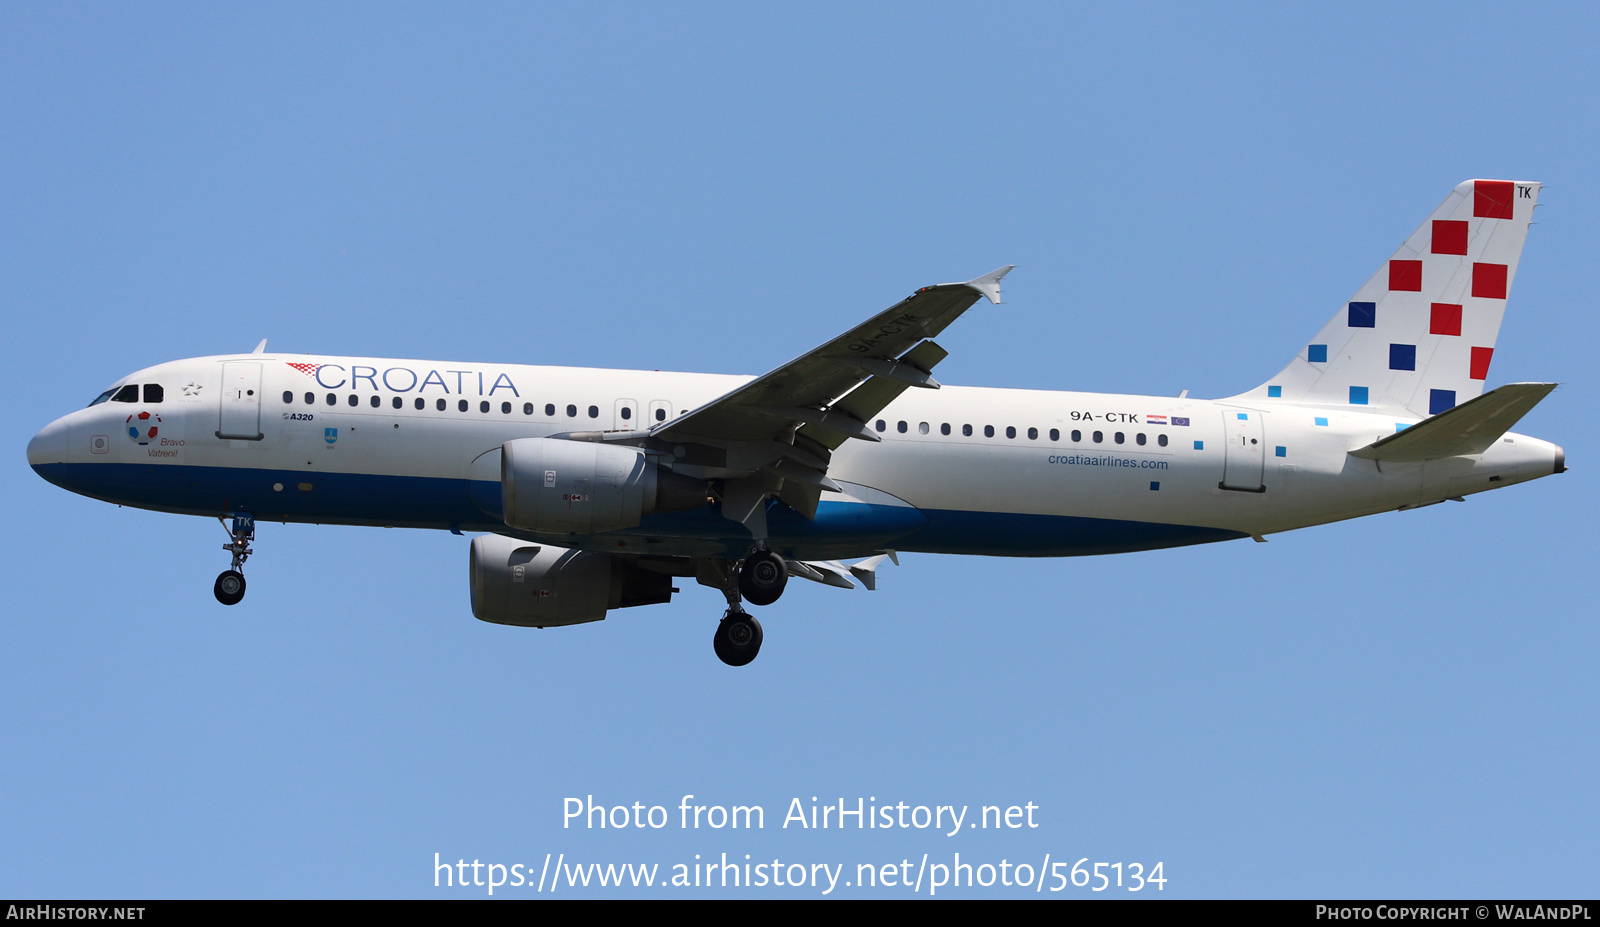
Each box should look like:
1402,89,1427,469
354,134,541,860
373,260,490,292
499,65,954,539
142,384,164,403
88,388,116,407
112,385,139,403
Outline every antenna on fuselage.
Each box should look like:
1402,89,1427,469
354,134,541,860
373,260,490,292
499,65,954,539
251,339,267,354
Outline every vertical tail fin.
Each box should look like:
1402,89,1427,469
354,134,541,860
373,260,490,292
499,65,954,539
1241,180,1540,417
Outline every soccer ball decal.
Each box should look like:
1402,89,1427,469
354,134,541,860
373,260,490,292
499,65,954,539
126,410,162,445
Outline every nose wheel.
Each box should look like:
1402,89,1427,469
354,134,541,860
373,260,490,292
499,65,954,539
713,610,764,667
214,515,255,606
214,570,246,606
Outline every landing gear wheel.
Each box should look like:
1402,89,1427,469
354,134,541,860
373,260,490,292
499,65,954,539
215,515,255,606
713,611,764,666
214,570,246,606
738,549,788,607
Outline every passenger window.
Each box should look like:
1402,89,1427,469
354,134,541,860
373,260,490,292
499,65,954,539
655,408,666,421
501,401,511,414
1049,428,1059,441
919,422,929,435
941,423,951,435
348,395,358,407
436,398,447,411
1092,431,1103,443
392,397,402,409
370,396,380,408
416,398,426,410
566,404,577,418
326,393,337,406
524,402,534,415
984,425,994,437
476,401,487,413
1158,434,1168,447
897,421,907,433
1027,427,1038,440
546,404,556,416
962,424,972,436
876,420,886,432
1136,433,1146,446
113,385,139,403
1114,432,1124,444
304,392,314,405
282,391,294,404
1071,430,1081,442
621,407,632,420
588,405,598,418
1005,426,1016,439
458,400,469,412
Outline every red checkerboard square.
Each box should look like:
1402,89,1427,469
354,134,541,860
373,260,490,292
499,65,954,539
1430,303,1462,336
1389,260,1422,291
1473,263,1508,299
1474,181,1515,219
1432,220,1468,255
1470,346,1493,380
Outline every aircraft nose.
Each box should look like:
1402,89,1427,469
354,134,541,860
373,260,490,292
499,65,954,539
27,418,68,468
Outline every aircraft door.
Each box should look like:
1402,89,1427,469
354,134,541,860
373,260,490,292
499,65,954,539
218,362,264,440
614,398,637,431
647,400,673,427
1220,409,1265,492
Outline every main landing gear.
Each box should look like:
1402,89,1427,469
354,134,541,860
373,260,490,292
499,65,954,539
737,548,787,606
214,515,254,606
705,548,788,666
713,609,764,667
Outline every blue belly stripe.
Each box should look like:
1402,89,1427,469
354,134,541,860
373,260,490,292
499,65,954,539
31,462,1246,558
909,508,1246,556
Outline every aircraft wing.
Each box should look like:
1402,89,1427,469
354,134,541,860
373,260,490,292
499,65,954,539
650,265,1011,527
656,265,1011,446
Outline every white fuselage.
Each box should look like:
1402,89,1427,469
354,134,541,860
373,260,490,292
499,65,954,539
28,353,1563,561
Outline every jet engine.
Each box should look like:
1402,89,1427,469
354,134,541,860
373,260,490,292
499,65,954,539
469,533,674,628
500,437,706,534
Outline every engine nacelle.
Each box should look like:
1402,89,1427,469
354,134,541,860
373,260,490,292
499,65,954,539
469,533,674,628
501,437,706,534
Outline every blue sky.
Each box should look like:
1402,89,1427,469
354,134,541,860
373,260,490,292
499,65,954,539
3,3,1596,898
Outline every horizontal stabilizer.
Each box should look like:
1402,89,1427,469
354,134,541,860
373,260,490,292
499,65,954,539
1350,382,1556,462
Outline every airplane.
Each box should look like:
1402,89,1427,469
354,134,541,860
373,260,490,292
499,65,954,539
27,179,1565,666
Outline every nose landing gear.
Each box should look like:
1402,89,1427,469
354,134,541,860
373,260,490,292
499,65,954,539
214,515,254,606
